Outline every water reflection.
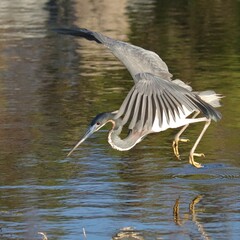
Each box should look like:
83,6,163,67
0,0,48,40
0,0,240,239
112,227,144,240
112,195,210,240
173,195,209,240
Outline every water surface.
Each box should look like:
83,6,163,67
0,0,239,239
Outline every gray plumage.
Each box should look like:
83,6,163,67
57,27,222,168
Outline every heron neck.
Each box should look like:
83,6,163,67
107,118,144,151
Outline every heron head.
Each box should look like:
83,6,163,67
67,112,114,156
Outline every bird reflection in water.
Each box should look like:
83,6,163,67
173,195,210,240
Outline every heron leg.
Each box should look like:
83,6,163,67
189,119,211,168
172,111,200,160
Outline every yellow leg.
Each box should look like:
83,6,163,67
172,111,200,160
189,119,211,168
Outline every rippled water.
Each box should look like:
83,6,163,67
0,0,240,239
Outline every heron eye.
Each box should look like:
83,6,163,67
96,122,100,125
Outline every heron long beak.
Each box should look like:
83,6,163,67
67,126,95,157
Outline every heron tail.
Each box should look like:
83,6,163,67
197,90,223,108
187,93,222,122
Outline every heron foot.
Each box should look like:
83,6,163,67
189,153,205,168
172,138,190,160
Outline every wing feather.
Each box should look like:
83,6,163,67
116,87,135,118
163,91,176,122
56,28,173,82
165,91,183,116
153,93,162,127
122,90,138,125
145,95,153,130
115,73,221,132
129,93,142,129
140,94,147,130
158,93,170,124
57,28,222,132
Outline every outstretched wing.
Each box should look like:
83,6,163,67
56,28,222,132
55,28,173,82
114,73,222,132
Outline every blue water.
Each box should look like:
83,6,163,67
0,0,240,239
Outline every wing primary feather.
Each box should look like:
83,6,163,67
134,94,144,131
158,94,170,124
115,87,135,119
138,94,147,131
55,28,103,44
143,95,149,129
156,94,165,126
165,90,184,121
176,93,195,113
151,94,157,125
167,92,183,117
187,95,211,117
137,94,143,121
163,91,176,121
153,94,162,128
165,81,195,112
122,90,138,125
129,93,142,129
145,95,153,130
186,95,222,121
165,91,182,117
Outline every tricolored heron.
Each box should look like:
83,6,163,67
57,28,222,168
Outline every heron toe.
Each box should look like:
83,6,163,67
172,138,190,160
172,140,181,160
189,153,205,168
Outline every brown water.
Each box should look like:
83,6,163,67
0,0,240,239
